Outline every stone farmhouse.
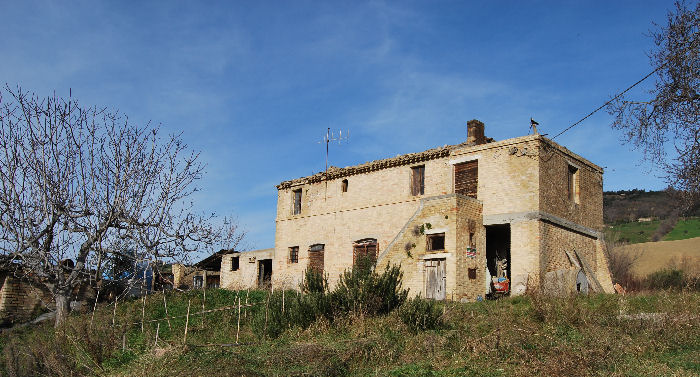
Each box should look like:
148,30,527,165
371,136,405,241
271,120,614,300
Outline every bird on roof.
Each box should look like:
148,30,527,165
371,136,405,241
530,118,539,134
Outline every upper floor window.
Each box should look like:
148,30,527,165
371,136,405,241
411,165,425,196
293,188,302,215
341,179,348,193
567,164,580,204
454,160,478,198
231,256,240,271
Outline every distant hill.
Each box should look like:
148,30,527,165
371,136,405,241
603,189,700,224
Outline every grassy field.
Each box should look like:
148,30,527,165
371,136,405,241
664,218,700,241
1,289,698,376
606,217,700,244
612,237,700,278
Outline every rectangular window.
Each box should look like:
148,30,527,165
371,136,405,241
292,189,302,215
289,246,299,263
454,160,478,198
411,165,425,196
193,275,203,289
468,268,477,280
353,238,378,271
427,233,445,251
568,165,580,204
308,244,324,272
231,256,240,271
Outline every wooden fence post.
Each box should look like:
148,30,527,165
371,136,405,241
201,287,206,328
154,322,160,348
236,296,241,344
141,293,146,333
183,299,191,344
245,289,249,318
163,290,172,331
112,297,118,327
90,289,100,329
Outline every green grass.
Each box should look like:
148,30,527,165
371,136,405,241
1,290,698,376
663,217,700,241
608,220,660,243
607,217,700,244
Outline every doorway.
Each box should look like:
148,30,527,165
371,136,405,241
424,258,446,300
258,259,272,288
486,224,511,295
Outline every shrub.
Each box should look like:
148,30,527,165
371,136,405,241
300,267,328,294
398,297,443,333
330,264,407,317
644,269,687,290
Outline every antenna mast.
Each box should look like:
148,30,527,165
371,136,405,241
319,128,350,200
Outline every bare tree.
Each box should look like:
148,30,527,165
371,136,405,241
607,1,699,209
0,85,244,326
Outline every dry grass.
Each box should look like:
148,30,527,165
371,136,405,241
612,236,700,278
1,290,698,376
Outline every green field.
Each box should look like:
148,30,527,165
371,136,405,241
664,218,700,241
607,217,700,244
1,289,698,376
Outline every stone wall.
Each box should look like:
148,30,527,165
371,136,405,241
220,249,273,290
274,133,611,297
0,273,53,325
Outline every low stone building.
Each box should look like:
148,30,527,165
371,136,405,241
272,120,614,300
173,248,274,291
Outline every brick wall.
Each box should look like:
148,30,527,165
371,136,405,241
0,273,53,325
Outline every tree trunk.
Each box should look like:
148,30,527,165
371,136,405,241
54,292,70,327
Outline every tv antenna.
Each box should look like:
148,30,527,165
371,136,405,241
317,128,350,199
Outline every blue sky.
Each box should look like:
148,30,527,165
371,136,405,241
0,0,679,250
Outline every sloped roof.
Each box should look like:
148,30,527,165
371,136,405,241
276,141,485,190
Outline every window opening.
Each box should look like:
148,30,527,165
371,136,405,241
193,275,203,289
293,188,302,215
341,179,348,193
353,238,378,271
454,160,478,198
231,256,239,271
308,244,325,273
568,165,580,204
426,233,445,251
411,165,425,196
289,246,299,263
468,268,477,280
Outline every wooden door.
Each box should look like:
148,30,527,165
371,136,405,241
425,259,446,300
454,161,478,198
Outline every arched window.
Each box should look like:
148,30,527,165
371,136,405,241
341,179,348,193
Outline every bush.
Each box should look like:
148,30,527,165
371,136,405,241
251,263,408,338
330,264,407,318
300,267,328,294
643,269,697,290
398,297,443,333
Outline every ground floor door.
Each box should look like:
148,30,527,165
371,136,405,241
258,259,272,288
425,258,446,300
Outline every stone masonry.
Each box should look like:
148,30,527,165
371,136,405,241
272,120,613,299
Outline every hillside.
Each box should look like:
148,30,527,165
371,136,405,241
1,289,698,376
613,237,700,278
603,189,700,224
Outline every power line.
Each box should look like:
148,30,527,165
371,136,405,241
552,30,699,140
551,63,666,140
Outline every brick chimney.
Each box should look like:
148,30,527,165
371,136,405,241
467,119,485,145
